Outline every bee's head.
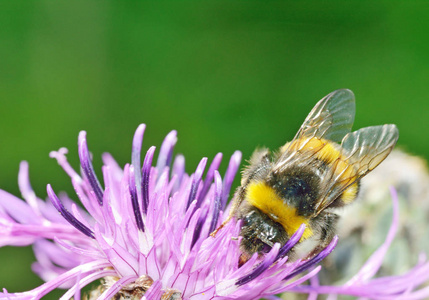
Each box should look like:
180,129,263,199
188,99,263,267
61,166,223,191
239,209,288,255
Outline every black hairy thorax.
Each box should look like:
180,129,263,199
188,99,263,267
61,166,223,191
268,165,322,217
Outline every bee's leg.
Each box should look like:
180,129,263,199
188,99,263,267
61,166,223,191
210,149,271,237
305,212,339,259
210,186,245,237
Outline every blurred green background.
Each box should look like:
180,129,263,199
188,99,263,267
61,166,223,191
1,1,429,298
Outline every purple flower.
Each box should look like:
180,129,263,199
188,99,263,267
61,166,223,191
0,125,429,299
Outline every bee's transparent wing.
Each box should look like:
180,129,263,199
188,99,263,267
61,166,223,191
293,89,356,143
341,124,399,174
274,89,355,171
315,124,399,213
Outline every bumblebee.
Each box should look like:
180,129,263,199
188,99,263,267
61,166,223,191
215,89,399,264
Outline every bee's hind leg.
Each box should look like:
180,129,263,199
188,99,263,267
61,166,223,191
305,212,339,259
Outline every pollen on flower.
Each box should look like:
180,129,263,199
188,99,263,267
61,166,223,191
86,275,155,300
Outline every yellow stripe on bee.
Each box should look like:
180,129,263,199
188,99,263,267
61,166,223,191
283,137,342,165
284,137,358,204
341,182,358,204
246,182,313,241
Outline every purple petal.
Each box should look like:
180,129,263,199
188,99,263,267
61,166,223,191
198,153,223,201
54,237,102,259
47,184,95,239
307,272,320,300
191,208,208,248
94,226,139,277
222,151,242,209
69,178,102,223
184,207,203,254
283,236,338,281
50,147,83,184
0,189,41,224
171,154,185,193
209,170,223,234
276,224,306,259
131,124,146,207
18,161,40,213
61,269,118,300
142,146,156,214
237,243,281,286
0,261,112,300
78,131,104,205
188,157,208,209
156,130,177,174
143,280,163,299
275,266,322,294
33,239,80,270
129,165,144,231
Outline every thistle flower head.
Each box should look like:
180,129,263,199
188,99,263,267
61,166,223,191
1,125,429,299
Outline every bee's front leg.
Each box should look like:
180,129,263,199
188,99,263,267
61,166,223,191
210,186,246,237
